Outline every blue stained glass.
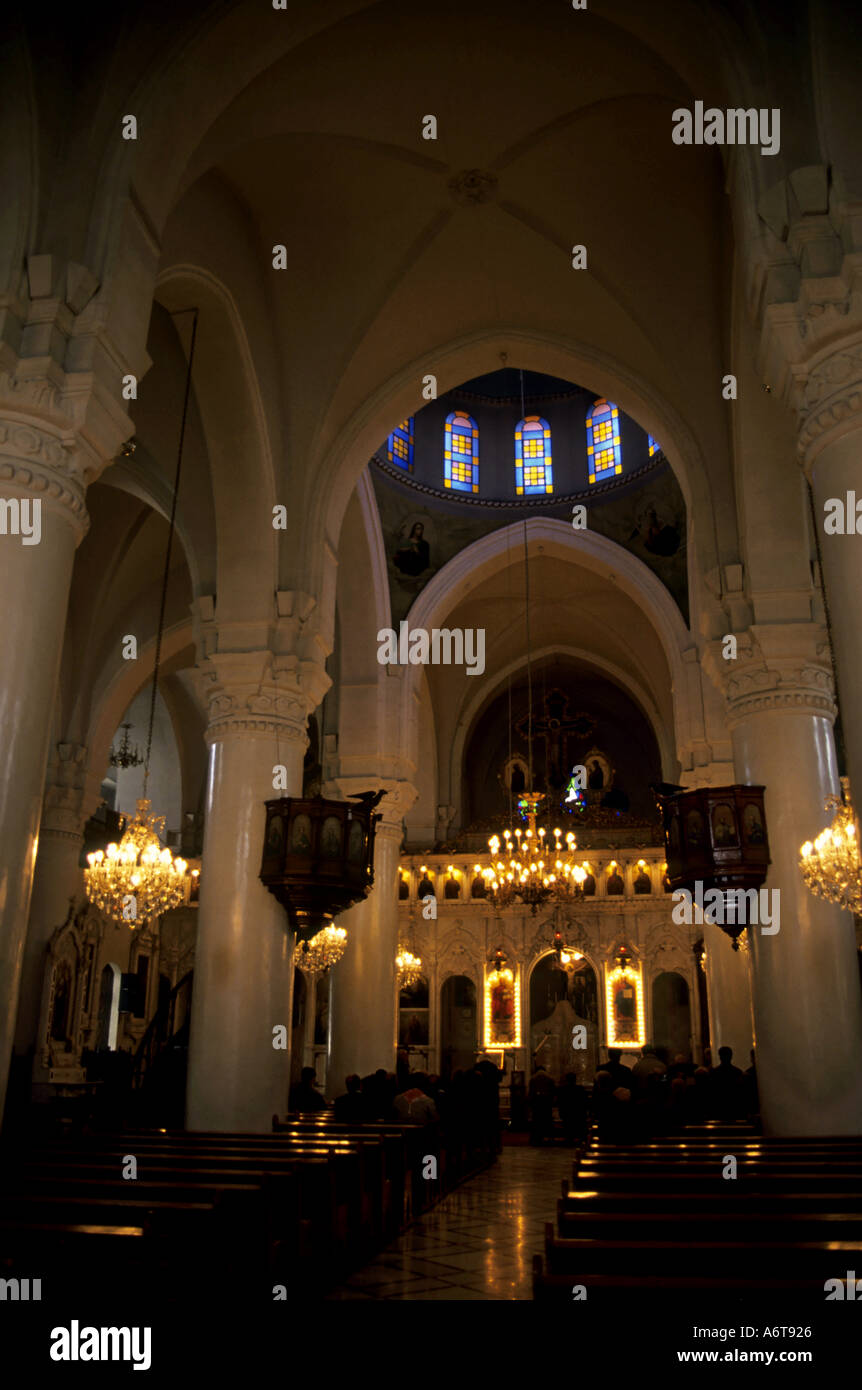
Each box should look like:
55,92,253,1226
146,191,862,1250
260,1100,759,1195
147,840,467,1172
444,410,479,493
648,434,661,457
586,399,622,484
514,415,553,495
387,417,414,471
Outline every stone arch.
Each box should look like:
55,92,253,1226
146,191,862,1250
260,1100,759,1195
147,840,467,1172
312,327,724,612
83,620,196,820
153,266,278,624
402,517,693,808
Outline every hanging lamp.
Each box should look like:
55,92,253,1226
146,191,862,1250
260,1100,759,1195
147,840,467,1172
482,494,588,913
85,310,199,928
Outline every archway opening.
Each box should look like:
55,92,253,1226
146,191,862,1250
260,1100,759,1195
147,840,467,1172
440,976,477,1083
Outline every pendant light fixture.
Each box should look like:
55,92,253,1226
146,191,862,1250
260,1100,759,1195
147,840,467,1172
483,491,588,912
85,309,198,928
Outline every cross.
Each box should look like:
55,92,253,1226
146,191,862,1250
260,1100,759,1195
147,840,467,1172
515,688,595,790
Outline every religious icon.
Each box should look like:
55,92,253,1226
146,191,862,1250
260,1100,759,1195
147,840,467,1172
630,504,681,557
393,520,431,577
712,803,737,846
347,819,365,862
288,814,311,853
685,808,705,847
743,803,765,844
487,955,517,1046
266,813,285,858
320,816,342,857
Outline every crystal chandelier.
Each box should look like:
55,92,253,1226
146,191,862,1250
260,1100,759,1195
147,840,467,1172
85,308,199,930
484,792,588,913
799,777,862,915
396,944,423,988
85,799,187,926
295,925,349,977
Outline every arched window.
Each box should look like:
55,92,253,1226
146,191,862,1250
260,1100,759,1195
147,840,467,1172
515,415,553,495
648,434,661,457
444,410,479,493
387,418,414,471
586,398,622,484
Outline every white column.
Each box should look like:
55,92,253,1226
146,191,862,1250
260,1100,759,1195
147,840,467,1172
185,653,312,1132
727,648,862,1135
702,921,753,1064
808,425,862,826
0,435,88,1122
13,744,88,1066
327,790,413,1095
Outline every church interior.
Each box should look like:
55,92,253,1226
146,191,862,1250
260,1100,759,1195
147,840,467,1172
2,0,862,1359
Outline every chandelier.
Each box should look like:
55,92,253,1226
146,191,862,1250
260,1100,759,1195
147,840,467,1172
109,723,143,769
85,307,200,930
295,925,349,977
396,943,423,988
799,777,862,915
484,792,588,913
85,799,187,926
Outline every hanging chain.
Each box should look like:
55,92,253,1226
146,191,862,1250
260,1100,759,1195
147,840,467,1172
142,308,198,800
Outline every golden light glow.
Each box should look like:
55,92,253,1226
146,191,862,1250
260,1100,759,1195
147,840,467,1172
799,777,862,915
396,943,423,987
295,925,348,977
484,963,522,1049
85,799,188,928
605,961,646,1050
483,795,589,908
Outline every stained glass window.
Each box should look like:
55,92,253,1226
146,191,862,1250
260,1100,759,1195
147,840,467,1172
387,417,414,471
444,410,479,493
586,399,622,484
648,434,661,457
515,415,553,495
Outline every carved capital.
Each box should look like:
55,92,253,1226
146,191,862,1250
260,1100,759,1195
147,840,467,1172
710,627,837,725
197,647,328,746
795,339,862,466
0,418,89,539
42,743,88,838
725,660,836,724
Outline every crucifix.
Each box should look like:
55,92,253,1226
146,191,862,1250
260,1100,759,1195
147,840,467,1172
515,688,595,790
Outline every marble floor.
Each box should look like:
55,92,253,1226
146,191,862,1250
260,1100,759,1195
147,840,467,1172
326,1145,570,1300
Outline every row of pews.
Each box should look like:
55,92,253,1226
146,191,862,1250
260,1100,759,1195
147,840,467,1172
533,1120,862,1303
0,1111,490,1302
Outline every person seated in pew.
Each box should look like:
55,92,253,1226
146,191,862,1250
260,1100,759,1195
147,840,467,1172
333,1074,365,1124
557,1071,589,1145
288,1066,326,1113
528,1065,556,1147
592,1071,636,1143
603,1048,634,1091
394,1073,439,1127
631,1045,667,1093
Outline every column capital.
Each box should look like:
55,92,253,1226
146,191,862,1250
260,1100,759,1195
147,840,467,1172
795,336,862,469
0,415,90,541
712,625,836,726
196,647,330,746
741,168,862,468
41,742,88,840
